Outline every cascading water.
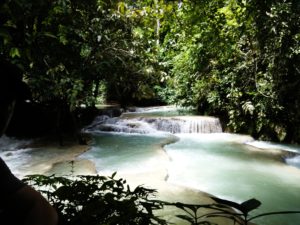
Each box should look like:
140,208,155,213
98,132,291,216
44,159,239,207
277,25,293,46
0,136,33,176
248,140,300,169
80,106,300,225
2,106,300,225
140,116,222,133
286,156,300,168
84,114,222,134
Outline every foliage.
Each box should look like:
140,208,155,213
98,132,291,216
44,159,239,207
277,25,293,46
23,174,300,225
207,197,300,225
161,197,300,225
0,0,162,109
0,0,169,140
1,0,300,142
158,0,300,143
23,173,167,225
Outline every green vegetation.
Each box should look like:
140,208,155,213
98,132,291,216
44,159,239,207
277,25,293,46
3,1,300,223
162,0,300,143
1,0,299,141
23,174,300,225
23,173,166,225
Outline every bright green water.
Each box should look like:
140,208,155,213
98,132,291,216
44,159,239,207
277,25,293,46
2,105,300,225
79,133,174,174
80,132,300,225
165,133,300,225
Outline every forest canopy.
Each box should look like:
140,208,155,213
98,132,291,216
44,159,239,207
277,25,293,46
1,0,299,143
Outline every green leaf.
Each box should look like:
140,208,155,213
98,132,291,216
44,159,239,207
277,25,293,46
9,47,21,58
176,214,195,223
111,171,117,179
211,197,243,212
240,198,261,213
0,28,12,41
212,197,261,215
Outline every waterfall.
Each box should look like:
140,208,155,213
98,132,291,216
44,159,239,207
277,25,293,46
147,116,222,133
84,115,222,134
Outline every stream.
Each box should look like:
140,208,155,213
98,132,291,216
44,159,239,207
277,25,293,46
1,106,300,225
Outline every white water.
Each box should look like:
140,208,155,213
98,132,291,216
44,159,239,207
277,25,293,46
80,107,300,225
286,156,300,168
0,136,34,176
84,114,222,134
0,136,86,177
2,106,300,225
164,133,300,225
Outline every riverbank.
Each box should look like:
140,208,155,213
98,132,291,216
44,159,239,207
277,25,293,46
2,132,296,225
14,134,235,225
26,134,97,176
0,134,96,177
110,167,246,225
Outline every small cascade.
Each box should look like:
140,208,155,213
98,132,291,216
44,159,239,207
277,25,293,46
0,135,31,152
84,114,222,134
141,116,222,133
185,117,223,133
83,115,157,134
285,155,300,168
162,116,222,133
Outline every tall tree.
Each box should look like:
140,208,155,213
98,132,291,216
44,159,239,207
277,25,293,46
159,0,300,142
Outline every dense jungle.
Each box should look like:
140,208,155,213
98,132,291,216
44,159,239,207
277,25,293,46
1,1,300,225
1,0,300,143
